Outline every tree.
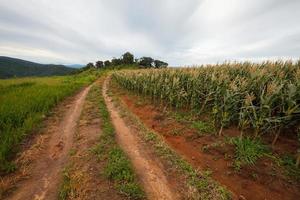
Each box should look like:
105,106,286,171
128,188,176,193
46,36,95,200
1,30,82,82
111,58,122,66
95,61,104,69
122,52,134,64
104,60,111,67
138,57,154,68
85,62,94,69
154,60,168,68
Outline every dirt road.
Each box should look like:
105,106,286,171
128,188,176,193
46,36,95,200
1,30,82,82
60,80,126,200
2,77,184,200
5,85,92,200
103,78,179,200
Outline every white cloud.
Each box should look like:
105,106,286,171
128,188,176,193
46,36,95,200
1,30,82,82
0,0,299,65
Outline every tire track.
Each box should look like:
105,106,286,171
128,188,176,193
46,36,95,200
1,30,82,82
6,85,92,200
103,77,179,200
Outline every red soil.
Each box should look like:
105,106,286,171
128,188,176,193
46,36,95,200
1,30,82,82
119,92,300,200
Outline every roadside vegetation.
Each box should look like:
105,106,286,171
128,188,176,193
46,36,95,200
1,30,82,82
228,137,268,170
0,70,99,173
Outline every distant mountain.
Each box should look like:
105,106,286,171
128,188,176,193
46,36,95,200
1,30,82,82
0,56,77,79
65,64,84,68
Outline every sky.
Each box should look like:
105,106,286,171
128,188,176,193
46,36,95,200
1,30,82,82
0,0,299,66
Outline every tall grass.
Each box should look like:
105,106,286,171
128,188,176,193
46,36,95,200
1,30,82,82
0,70,98,172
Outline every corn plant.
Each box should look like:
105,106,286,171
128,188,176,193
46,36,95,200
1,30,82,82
112,61,300,154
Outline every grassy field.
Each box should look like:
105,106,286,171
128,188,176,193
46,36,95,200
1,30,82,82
113,61,300,167
0,70,99,172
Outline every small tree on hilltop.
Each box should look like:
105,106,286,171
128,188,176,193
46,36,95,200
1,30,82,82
154,60,168,68
122,52,134,64
111,58,122,66
95,61,104,69
104,60,111,67
138,57,154,68
85,62,94,69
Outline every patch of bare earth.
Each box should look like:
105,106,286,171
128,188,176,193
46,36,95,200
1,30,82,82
61,80,124,200
0,85,92,200
103,78,184,200
112,83,300,200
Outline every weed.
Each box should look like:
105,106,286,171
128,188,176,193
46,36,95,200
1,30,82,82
91,143,105,159
202,142,223,153
280,154,300,181
229,137,268,168
117,183,145,199
170,127,184,136
69,149,76,156
145,132,157,142
203,169,213,177
135,100,144,107
173,111,192,123
251,173,258,180
224,153,231,160
202,145,209,153
59,167,72,200
104,148,134,182
192,120,215,136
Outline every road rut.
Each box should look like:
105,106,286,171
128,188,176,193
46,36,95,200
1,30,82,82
6,85,92,200
103,77,178,200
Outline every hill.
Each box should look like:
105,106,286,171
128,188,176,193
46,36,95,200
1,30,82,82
65,64,84,68
0,56,77,78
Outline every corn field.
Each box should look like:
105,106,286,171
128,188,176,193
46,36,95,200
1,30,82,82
113,61,300,145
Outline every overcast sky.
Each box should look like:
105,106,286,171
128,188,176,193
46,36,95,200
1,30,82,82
0,0,299,66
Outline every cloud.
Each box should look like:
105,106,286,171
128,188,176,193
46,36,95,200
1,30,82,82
0,0,299,65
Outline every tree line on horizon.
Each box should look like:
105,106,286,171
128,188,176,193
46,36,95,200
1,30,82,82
84,52,168,70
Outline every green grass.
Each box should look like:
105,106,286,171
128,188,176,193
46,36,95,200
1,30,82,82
170,127,185,136
0,70,99,172
267,154,300,181
280,155,300,180
92,84,144,199
172,111,193,123
192,120,215,136
229,137,268,170
59,166,72,200
104,148,135,182
111,64,140,70
171,110,215,136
